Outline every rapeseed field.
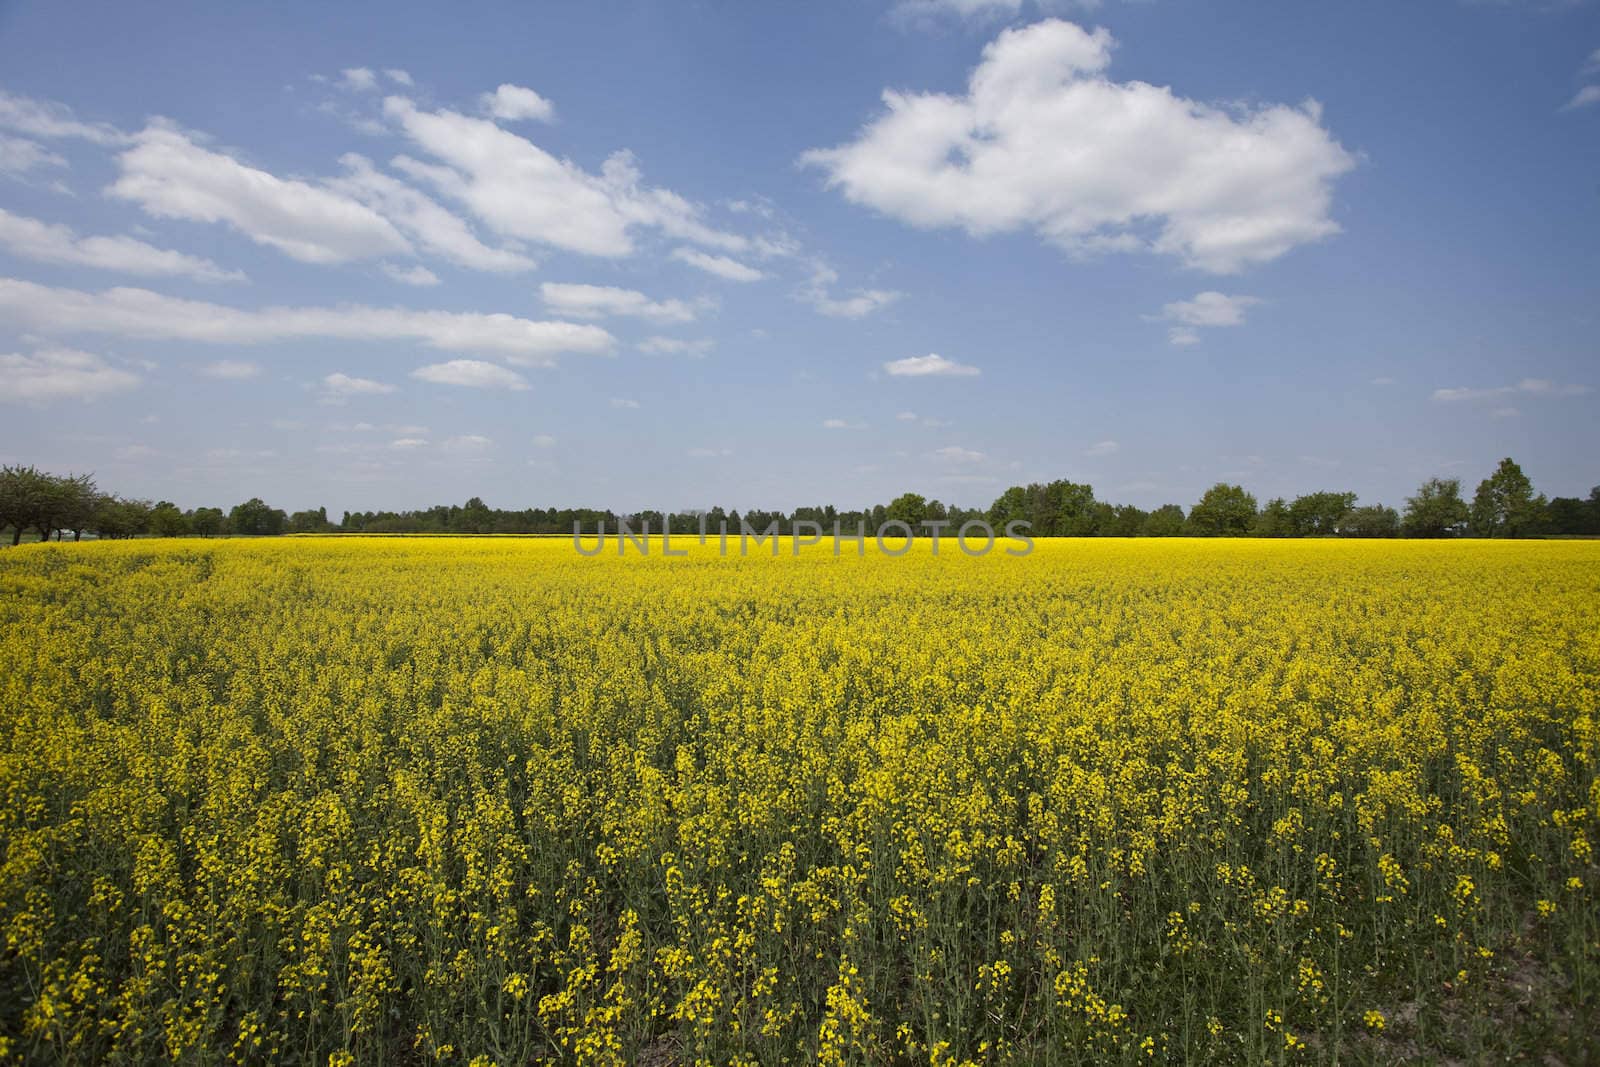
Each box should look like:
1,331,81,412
0,537,1596,1064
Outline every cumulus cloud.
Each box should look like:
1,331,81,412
411,359,529,390
0,133,66,176
0,347,139,402
638,336,714,357
381,263,440,286
1431,378,1590,403
0,90,126,145
1564,85,1600,110
671,247,765,282
803,20,1355,273
1154,291,1260,344
0,277,616,364
331,153,537,272
884,353,981,377
109,122,411,264
322,371,396,398
0,207,245,282
797,264,899,318
481,84,556,123
384,96,748,258
340,68,379,92
199,359,260,380
539,282,698,323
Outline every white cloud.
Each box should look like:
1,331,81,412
1155,291,1260,344
0,278,616,364
1432,378,1590,403
892,0,1028,24
340,68,379,92
884,353,981,377
610,397,640,409
1563,85,1600,110
481,84,556,123
331,154,537,272
323,371,396,397
532,433,556,447
896,410,919,421
933,445,986,463
381,263,440,286
637,336,714,357
411,359,529,390
0,347,139,402
0,207,245,282
671,247,765,282
390,437,428,449
797,264,899,318
385,69,414,87
109,122,411,264
384,96,748,258
803,19,1355,273
0,133,66,176
0,90,126,145
1086,439,1119,456
687,446,732,458
442,433,493,452
200,359,260,380
540,282,698,323
822,418,852,429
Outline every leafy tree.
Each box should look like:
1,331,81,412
93,496,152,539
288,507,330,534
1106,504,1148,537
1470,458,1545,538
189,507,225,537
987,486,1028,526
1289,491,1356,536
149,501,189,537
1186,484,1257,536
1338,504,1399,538
1401,477,1469,538
1252,498,1293,537
1143,504,1186,536
885,492,928,529
229,498,286,536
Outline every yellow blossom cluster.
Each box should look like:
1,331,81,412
0,536,1596,1063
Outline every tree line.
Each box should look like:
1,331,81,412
2,457,1595,544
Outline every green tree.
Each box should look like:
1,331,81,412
1289,491,1356,536
1143,504,1186,536
149,501,189,537
1252,498,1293,537
885,492,928,529
987,486,1028,526
229,498,287,536
1338,504,1399,538
1186,484,1257,536
1401,477,1469,537
1470,458,1545,537
189,507,225,537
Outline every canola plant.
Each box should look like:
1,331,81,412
0,537,1596,1064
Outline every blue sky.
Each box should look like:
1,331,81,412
0,0,1595,515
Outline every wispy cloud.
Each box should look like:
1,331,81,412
884,353,980,377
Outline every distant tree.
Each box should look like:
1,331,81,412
1470,458,1545,537
925,499,948,522
1143,504,1186,536
1401,477,1469,538
1339,504,1399,538
1289,491,1357,536
229,498,286,536
149,501,189,537
1187,484,1257,536
287,506,330,534
1252,498,1293,537
1542,494,1599,536
987,486,1028,526
1106,503,1148,537
92,496,152,539
883,492,934,531
189,507,225,537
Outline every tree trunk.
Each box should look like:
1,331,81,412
10,527,19,546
